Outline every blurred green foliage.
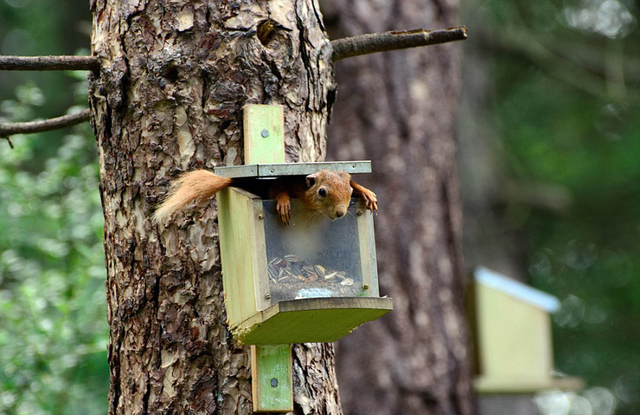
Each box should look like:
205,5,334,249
0,92,108,414
0,0,107,414
468,0,640,414
0,125,108,415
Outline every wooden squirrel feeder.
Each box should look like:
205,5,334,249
218,105,392,412
470,267,583,393
216,161,392,344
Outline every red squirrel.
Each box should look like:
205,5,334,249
154,169,377,225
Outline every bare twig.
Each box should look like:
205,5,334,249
0,56,99,71
331,26,467,61
0,109,91,139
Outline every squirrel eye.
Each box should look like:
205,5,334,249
318,188,327,198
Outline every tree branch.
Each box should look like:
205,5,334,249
0,56,99,71
331,26,467,61
0,109,91,139
0,27,469,70
0,26,467,141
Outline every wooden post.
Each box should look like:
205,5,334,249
244,104,293,413
251,344,293,412
243,105,285,165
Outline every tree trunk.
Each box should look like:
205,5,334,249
89,0,340,413
322,1,475,414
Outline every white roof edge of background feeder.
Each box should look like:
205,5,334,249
474,267,560,313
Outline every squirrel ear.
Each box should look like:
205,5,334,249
338,171,351,181
305,173,318,188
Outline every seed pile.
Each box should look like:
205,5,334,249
267,255,358,302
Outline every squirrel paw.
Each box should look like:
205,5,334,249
276,198,291,225
360,188,378,212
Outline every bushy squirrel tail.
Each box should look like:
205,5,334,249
154,170,233,224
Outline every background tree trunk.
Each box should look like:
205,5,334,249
322,1,475,414
89,0,341,413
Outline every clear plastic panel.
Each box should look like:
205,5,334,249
263,198,365,304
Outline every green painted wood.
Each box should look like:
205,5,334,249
251,197,270,313
235,297,393,345
218,187,264,327
472,279,583,392
243,105,285,165
251,345,293,412
242,104,293,413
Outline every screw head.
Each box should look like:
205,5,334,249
363,284,369,290
357,210,363,216
261,129,269,138
270,378,278,387
258,214,265,220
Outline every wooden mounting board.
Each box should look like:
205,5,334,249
243,105,285,165
251,344,293,412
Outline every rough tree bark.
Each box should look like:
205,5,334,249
322,1,475,414
89,1,341,413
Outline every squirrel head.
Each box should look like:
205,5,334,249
304,170,353,220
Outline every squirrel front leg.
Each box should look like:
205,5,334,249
274,191,291,225
350,180,378,212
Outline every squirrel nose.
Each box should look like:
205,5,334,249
335,209,346,218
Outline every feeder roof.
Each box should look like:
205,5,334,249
214,161,371,178
474,267,560,313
